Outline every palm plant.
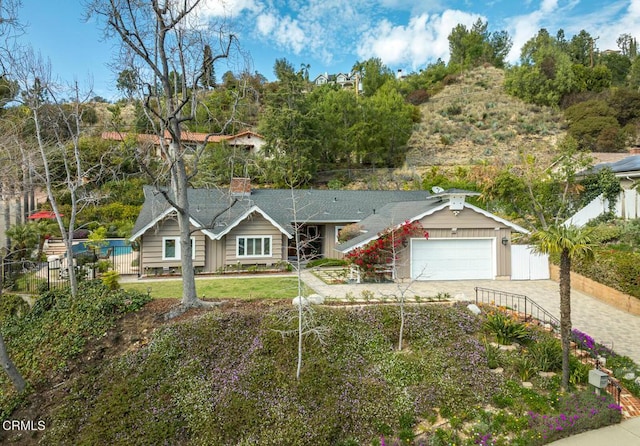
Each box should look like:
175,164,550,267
529,224,594,391
5,222,38,261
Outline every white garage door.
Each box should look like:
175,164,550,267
411,238,494,280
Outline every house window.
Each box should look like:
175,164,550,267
162,237,195,260
237,236,272,257
335,226,344,243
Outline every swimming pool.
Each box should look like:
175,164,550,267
72,238,133,256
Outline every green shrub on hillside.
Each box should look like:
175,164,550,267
41,305,505,445
0,282,151,419
573,249,640,298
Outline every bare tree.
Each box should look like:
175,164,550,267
4,48,106,298
348,219,428,351
0,329,25,392
87,0,241,309
0,0,27,394
272,189,329,380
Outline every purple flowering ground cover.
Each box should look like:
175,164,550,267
40,302,623,445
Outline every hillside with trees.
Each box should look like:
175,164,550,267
2,2,640,444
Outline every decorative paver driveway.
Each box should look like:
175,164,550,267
301,271,640,364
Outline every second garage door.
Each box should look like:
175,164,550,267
411,238,495,280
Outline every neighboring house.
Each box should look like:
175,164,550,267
130,179,530,281
101,130,266,156
567,153,640,226
312,72,361,92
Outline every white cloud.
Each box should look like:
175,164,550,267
256,12,306,54
356,10,482,69
504,0,564,63
251,0,372,62
505,0,637,63
198,0,262,18
540,0,559,13
592,0,640,52
378,0,444,12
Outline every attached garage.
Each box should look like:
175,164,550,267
410,238,495,280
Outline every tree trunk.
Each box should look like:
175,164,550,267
559,249,572,391
170,145,198,308
0,331,26,393
295,226,303,380
398,296,405,351
3,188,10,252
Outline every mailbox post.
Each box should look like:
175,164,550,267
589,369,609,395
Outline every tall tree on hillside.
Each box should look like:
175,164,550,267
200,44,216,89
529,225,594,392
617,33,638,58
351,57,394,97
568,30,596,67
259,58,318,186
505,29,576,105
116,69,139,99
361,82,416,167
312,87,359,167
87,0,239,310
448,19,512,69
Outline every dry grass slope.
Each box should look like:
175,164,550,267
407,66,566,169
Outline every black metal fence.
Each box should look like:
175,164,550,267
474,286,560,331
1,246,140,294
596,359,623,406
475,287,624,406
1,258,69,293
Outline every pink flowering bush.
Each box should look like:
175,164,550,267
346,220,428,280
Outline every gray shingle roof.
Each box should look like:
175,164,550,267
334,200,444,252
131,186,433,240
588,155,640,175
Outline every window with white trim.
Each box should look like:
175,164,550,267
162,237,195,260
237,236,272,257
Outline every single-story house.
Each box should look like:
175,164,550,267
130,179,529,280
102,130,266,156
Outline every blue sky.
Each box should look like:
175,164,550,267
17,0,640,100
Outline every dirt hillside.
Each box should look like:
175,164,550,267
406,66,565,169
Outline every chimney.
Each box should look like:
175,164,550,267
230,177,251,197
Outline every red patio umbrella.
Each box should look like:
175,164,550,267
27,210,62,220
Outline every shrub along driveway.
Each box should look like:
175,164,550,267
302,271,640,365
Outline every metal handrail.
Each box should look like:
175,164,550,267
474,287,624,406
474,286,560,331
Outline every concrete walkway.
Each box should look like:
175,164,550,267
301,270,640,364
549,416,640,445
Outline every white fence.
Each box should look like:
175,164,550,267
565,189,640,227
511,245,549,280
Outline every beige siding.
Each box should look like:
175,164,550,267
282,234,289,260
140,217,206,270
420,207,502,229
322,223,349,259
394,208,514,279
224,213,285,266
204,237,225,273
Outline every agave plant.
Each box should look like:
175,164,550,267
483,311,530,345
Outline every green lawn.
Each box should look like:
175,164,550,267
121,276,308,299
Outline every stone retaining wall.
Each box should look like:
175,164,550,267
549,264,640,316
